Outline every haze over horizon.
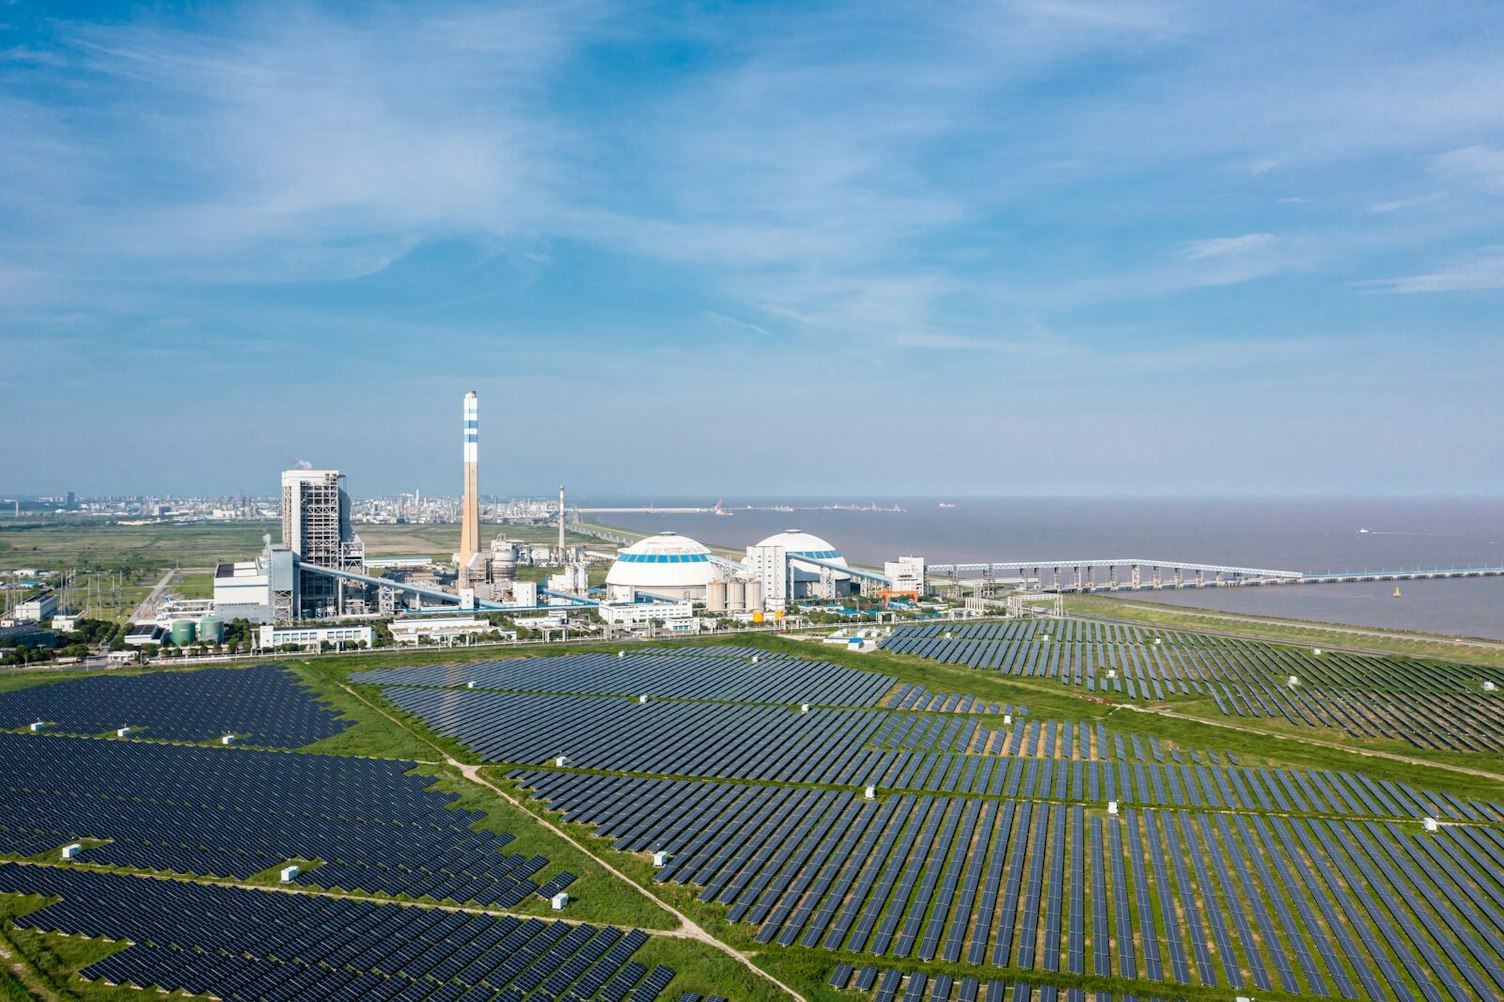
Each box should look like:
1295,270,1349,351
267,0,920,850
4,1,1504,497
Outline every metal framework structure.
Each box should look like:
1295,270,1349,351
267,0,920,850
300,563,598,613
926,558,1504,591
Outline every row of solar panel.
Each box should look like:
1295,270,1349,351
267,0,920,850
887,683,1027,715
831,964,1184,1002
0,665,348,748
0,864,670,1002
513,771,1504,999
871,715,1197,762
0,733,562,906
353,650,892,707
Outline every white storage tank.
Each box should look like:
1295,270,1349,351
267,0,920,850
707,579,728,613
727,578,746,611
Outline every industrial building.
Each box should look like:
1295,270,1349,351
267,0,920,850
212,543,296,624
745,529,856,609
604,533,722,602
884,556,926,597
281,469,364,618
596,600,698,629
600,526,886,615
388,617,509,645
258,624,373,651
10,592,57,624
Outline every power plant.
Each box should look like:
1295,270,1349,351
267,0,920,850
161,388,901,642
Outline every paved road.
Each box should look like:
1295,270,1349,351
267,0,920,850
131,569,177,623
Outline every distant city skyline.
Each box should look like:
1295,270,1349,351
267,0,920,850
3,1,1503,496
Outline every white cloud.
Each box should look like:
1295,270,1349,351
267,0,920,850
1360,247,1504,293
1179,233,1276,259
1366,192,1445,214
1432,145,1504,192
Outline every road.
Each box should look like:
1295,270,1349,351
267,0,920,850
131,568,177,622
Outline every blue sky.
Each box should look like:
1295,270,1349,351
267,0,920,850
3,1,1503,497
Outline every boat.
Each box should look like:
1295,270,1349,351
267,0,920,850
1393,586,1402,599
1358,527,1371,534
938,503,956,509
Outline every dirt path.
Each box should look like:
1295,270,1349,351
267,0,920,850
0,924,62,1002
337,680,808,1002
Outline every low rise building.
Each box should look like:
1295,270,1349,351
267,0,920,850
883,556,926,596
124,623,168,647
389,616,512,645
13,593,58,623
598,600,698,630
258,624,373,651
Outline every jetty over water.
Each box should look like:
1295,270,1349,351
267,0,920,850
925,558,1504,592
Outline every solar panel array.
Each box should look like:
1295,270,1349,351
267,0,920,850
354,650,893,706
0,665,349,748
0,863,670,1002
880,619,1504,752
385,687,900,782
514,773,1504,998
0,733,557,907
348,645,1504,1001
390,683,1501,819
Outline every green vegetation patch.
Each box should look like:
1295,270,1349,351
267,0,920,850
415,766,677,930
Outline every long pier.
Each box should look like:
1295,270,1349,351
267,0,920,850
925,558,1504,592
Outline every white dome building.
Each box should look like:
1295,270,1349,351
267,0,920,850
605,532,722,602
745,528,855,607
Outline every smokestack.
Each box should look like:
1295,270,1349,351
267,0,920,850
558,485,566,560
460,391,480,565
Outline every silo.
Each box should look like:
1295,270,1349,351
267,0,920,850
728,578,746,611
707,579,728,612
197,615,224,644
745,578,764,611
170,620,197,646
492,540,518,585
